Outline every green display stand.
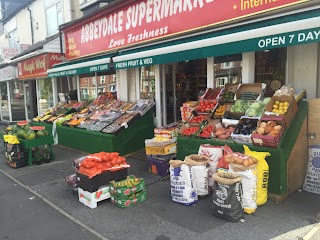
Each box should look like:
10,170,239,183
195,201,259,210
19,135,55,166
177,101,308,197
33,109,155,156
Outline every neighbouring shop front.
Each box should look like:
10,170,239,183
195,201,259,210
16,53,63,120
0,65,28,122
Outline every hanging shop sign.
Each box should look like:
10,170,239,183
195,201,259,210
17,53,63,80
63,0,311,60
0,66,16,82
48,63,109,78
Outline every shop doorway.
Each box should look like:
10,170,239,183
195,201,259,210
0,81,10,121
24,80,38,120
162,59,207,125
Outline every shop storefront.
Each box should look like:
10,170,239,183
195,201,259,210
54,0,319,126
47,55,117,101
0,65,28,122
16,53,63,120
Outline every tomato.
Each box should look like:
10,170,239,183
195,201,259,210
110,159,117,166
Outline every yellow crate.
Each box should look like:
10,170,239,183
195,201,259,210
145,143,177,155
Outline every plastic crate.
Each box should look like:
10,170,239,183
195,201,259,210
145,143,177,155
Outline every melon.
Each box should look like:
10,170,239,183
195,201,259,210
30,126,45,131
17,120,28,126
27,131,36,140
12,125,20,133
17,129,27,139
36,130,47,138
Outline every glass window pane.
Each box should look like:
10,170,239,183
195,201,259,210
79,75,97,100
10,81,26,121
57,10,63,26
140,66,155,99
255,48,287,97
46,5,58,36
38,79,54,116
97,74,117,97
214,54,242,88
0,82,10,121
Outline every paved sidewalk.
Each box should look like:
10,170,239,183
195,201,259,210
0,171,101,240
0,142,319,240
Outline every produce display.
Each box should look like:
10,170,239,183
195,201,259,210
271,101,290,114
198,125,215,138
6,122,49,140
255,120,283,137
196,99,218,113
239,92,260,101
31,91,155,135
223,91,235,103
181,127,199,136
214,105,226,117
224,152,258,167
189,115,207,123
78,152,129,178
230,100,251,114
233,119,258,136
213,126,234,140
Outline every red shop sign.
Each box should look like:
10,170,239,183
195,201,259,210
63,0,310,60
18,53,63,80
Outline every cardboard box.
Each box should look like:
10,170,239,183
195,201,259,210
251,117,286,148
263,95,298,127
235,83,266,101
223,84,239,103
78,186,110,209
231,117,259,145
145,143,177,155
77,168,128,192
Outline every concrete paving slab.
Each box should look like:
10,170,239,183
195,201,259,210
0,171,101,240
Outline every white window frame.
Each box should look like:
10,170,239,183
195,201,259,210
100,75,106,84
45,0,63,37
221,62,234,69
8,29,19,48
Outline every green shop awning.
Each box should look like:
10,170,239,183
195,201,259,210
113,13,320,69
47,55,111,78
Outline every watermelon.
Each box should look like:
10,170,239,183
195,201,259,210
27,131,36,140
17,120,28,126
17,129,27,139
30,126,45,131
12,125,20,133
23,124,30,132
36,130,47,138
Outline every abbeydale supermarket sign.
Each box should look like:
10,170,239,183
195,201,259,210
63,0,311,60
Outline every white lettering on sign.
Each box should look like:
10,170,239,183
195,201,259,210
80,0,214,44
115,57,154,69
258,29,320,49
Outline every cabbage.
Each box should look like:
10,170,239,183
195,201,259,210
245,108,259,117
263,97,271,105
250,101,263,110
231,100,251,113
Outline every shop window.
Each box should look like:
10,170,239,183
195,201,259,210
140,66,155,99
214,54,242,88
97,73,117,95
37,79,54,116
46,0,63,36
255,48,287,97
79,75,97,100
57,76,75,101
0,82,10,121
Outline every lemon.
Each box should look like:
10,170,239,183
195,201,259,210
279,106,284,110
284,102,289,106
272,109,277,113
273,105,279,109
275,101,280,105
279,102,284,107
